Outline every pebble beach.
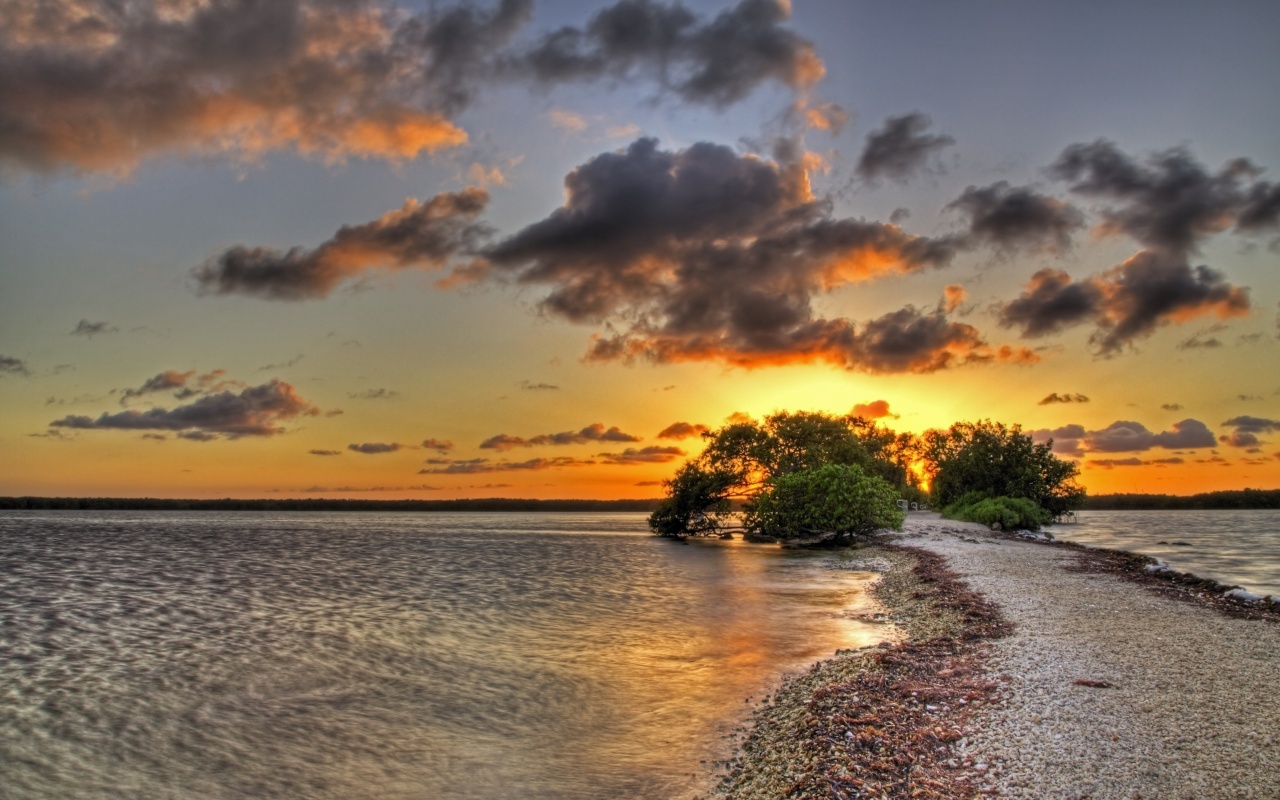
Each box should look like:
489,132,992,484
710,514,1280,799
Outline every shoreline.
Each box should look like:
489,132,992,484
708,515,1280,799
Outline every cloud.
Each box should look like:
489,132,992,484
258,354,304,371
1219,432,1260,448
1222,416,1280,434
421,438,455,453
50,379,318,439
347,442,407,454
548,109,588,133
855,113,953,183
301,484,442,493
479,423,642,450
658,421,710,439
598,446,684,463
0,0,489,175
1048,140,1280,255
479,137,995,371
1038,393,1089,405
946,182,1084,253
520,381,559,390
194,190,490,300
70,320,117,337
419,456,596,474
348,388,400,400
1083,419,1215,453
1029,424,1087,458
120,370,195,402
514,0,823,107
1089,456,1185,469
997,251,1249,354
0,355,32,377
119,369,239,403
942,285,966,313
850,400,897,420
1161,403,1183,411
309,449,342,456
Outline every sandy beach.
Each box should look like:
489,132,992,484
711,514,1280,799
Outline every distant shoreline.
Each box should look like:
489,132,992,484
0,496,661,512
2,488,1278,512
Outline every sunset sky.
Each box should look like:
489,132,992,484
2,0,1279,500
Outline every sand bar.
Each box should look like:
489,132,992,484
712,514,1280,799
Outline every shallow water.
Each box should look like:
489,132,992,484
1049,509,1280,597
0,511,888,800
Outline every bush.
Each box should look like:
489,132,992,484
944,495,1052,530
745,463,905,544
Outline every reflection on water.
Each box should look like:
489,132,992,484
1050,509,1280,597
0,511,889,800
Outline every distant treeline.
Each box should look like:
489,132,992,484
0,496,662,512
1083,489,1280,510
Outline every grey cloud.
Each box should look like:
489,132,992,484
515,0,822,107
121,369,237,403
479,423,642,451
521,381,559,390
71,320,117,337
194,190,490,300
50,380,318,439
421,438,455,452
483,138,985,372
1222,416,1280,434
121,370,196,403
419,456,595,474
349,388,400,400
1220,432,1260,448
946,182,1084,253
598,445,684,463
1,355,32,377
1161,403,1183,411
657,421,709,439
1084,419,1215,453
347,442,406,454
996,252,1249,354
1038,392,1090,405
856,113,953,183
309,449,343,456
1030,424,1087,457
1048,140,1280,255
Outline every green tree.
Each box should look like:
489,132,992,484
921,420,1085,517
648,410,917,538
744,463,905,545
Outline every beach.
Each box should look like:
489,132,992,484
711,514,1280,799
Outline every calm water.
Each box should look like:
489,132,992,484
1049,509,1280,597
0,511,890,800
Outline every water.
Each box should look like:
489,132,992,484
1048,509,1280,597
0,511,890,800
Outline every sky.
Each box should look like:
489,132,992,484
2,0,1279,501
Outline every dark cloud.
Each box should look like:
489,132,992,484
258,355,304,371
1048,140,1280,255
1083,419,1215,453
1161,403,1183,411
480,423,642,451
194,190,490,300
996,252,1249,354
481,138,997,371
348,388,400,400
1176,329,1225,350
121,370,195,402
1038,392,1089,405
1219,432,1260,448
657,421,710,439
1089,456,1185,469
996,269,1103,339
855,113,953,183
0,355,31,377
421,438,455,453
50,379,318,439
70,320,117,337
1029,424,1087,458
120,369,238,403
347,442,406,454
309,449,342,456
850,400,898,420
946,182,1084,253
520,381,559,390
3,0,820,177
301,484,443,493
515,0,823,107
419,456,595,474
598,445,684,463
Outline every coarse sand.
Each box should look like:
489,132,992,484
901,514,1280,799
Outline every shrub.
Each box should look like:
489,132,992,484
745,463,905,544
944,495,1052,530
